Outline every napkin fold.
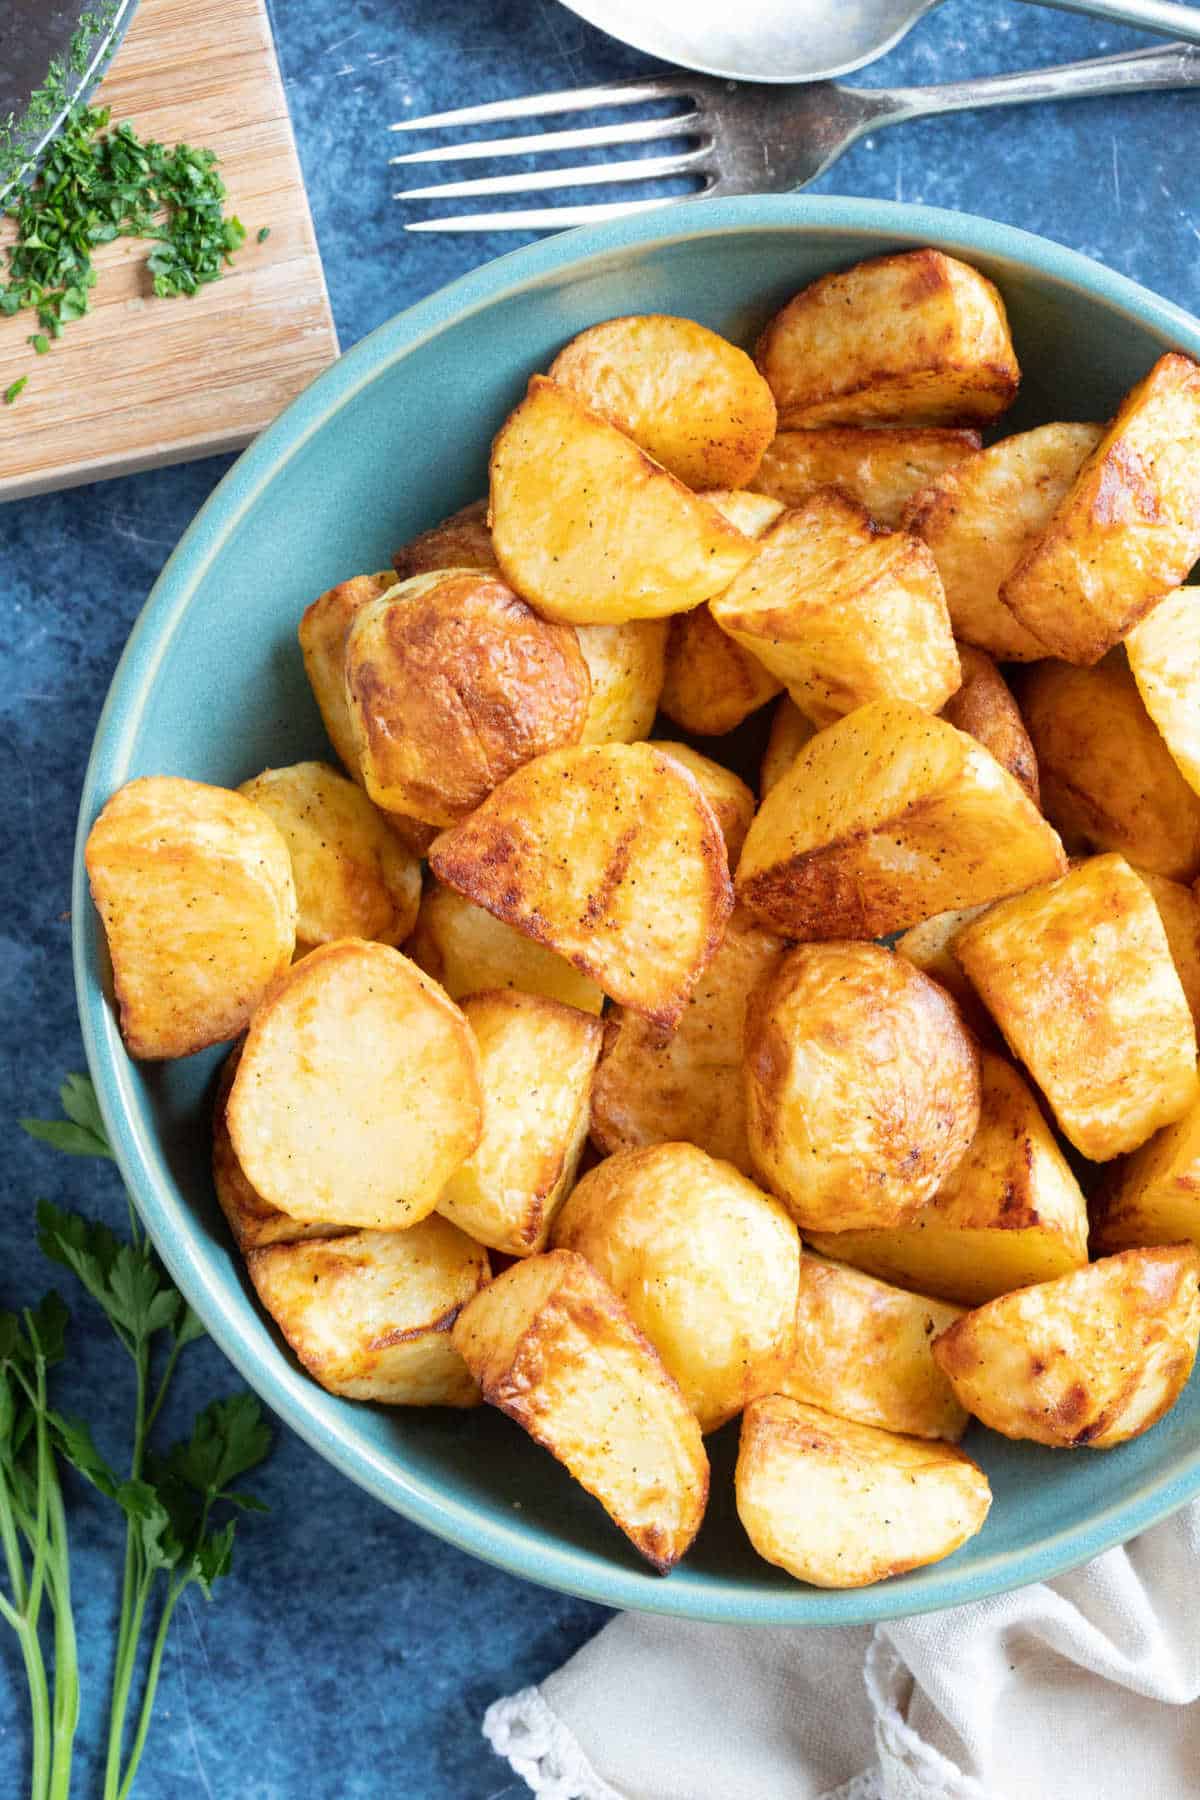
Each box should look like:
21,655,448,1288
484,1504,1200,1800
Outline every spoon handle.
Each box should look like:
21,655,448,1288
880,40,1200,121
1024,0,1200,40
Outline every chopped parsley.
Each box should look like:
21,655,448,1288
4,376,27,404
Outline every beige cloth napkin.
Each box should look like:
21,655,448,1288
484,1504,1200,1799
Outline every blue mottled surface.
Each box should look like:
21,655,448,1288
1,1,1197,1793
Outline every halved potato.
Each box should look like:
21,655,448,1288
452,1249,709,1570
710,489,960,727
1138,871,1200,1033
1094,1095,1200,1254
238,761,420,951
932,1247,1200,1448
782,1257,967,1441
548,314,777,491
745,942,981,1232
955,856,1199,1160
552,1143,800,1432
589,908,786,1176
759,696,817,798
1020,657,1200,882
1001,355,1200,663
736,1396,991,1588
894,903,994,1033
246,1217,489,1405
429,743,733,1031
901,423,1101,660
213,1044,346,1251
227,939,484,1229
85,776,297,1060
298,570,397,774
652,743,755,867
808,1051,1090,1306
1125,587,1200,797
735,702,1067,940
577,620,668,744
391,498,498,580
756,250,1019,428
751,425,980,526
407,879,603,1015
659,605,783,737
489,377,754,624
437,991,602,1257
941,645,1039,807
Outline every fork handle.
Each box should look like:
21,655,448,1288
880,40,1200,122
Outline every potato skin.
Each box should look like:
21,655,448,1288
552,1143,801,1432
745,943,981,1232
941,645,1039,807
407,878,604,1016
751,425,980,526
298,570,397,774
391,499,497,580
1093,1095,1200,1255
576,621,668,744
759,696,817,798
932,1247,1200,1448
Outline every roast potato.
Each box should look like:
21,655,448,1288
85,776,297,1060
548,314,777,491
652,742,756,867
429,742,733,1031
227,939,484,1229
489,377,754,624
452,1249,709,1570
552,1142,801,1432
808,1051,1090,1306
744,942,981,1231
1093,1094,1200,1254
298,570,397,775
1001,354,1200,663
246,1216,488,1405
1137,871,1200,1033
955,855,1200,1160
759,696,817,798
932,1246,1200,1448
1125,586,1200,798
751,425,980,526
735,1396,991,1588
406,879,604,1016
894,903,994,1034
735,702,1067,940
437,990,603,1256
391,498,497,580
756,249,1019,428
702,489,787,537
940,645,1039,807
577,620,668,744
213,1044,347,1251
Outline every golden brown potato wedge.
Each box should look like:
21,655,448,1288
391,499,498,580
1020,657,1200,882
745,942,981,1231
932,1247,1200,1448
759,696,818,798
552,1143,800,1432
736,1396,991,1588
489,377,754,624
247,1217,489,1405
652,743,756,867
659,604,783,737
782,1257,967,1441
894,903,994,1034
1001,355,1200,664
452,1249,709,1571
576,621,668,744
1137,871,1200,1034
751,425,981,526
956,856,1199,1160
437,991,602,1257
940,645,1039,807
710,489,960,727
735,702,1066,940
86,776,297,1061
429,743,733,1031
1125,587,1200,798
228,939,484,1229
406,879,604,1016
298,570,397,775
213,1044,348,1251
901,422,1101,660
756,250,1019,429
1093,1094,1200,1254
548,314,777,491
808,1051,1090,1306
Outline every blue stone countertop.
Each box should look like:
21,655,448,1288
2,1,1198,1794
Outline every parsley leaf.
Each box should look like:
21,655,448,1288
21,1072,113,1160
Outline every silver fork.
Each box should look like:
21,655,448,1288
391,42,1199,232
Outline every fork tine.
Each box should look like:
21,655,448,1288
404,197,680,233
389,78,694,133
395,151,709,202
390,113,702,167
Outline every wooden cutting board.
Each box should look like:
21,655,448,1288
0,0,339,501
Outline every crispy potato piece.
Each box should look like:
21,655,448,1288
407,879,604,1016
759,696,817,798
344,570,590,827
1126,587,1200,797
1094,1094,1200,1254
576,621,668,744
756,250,1019,429
228,940,483,1229
736,1397,990,1588
238,761,420,951
652,743,755,867
735,702,1066,940
548,314,777,491
702,489,787,537
429,743,733,1031
552,1143,800,1432
782,1257,967,1441
956,856,1199,1160
941,646,1038,807
901,423,1101,660
932,1247,1200,1448
489,377,754,625
711,490,960,727
391,499,498,580
247,1217,488,1405
86,776,296,1061
808,1052,1090,1306
894,903,993,1033
298,570,397,774
1020,657,1200,881
745,943,981,1231
590,908,786,1176
213,1045,347,1251
1001,355,1200,663
438,991,602,1256
1137,871,1200,1034
659,605,782,737
752,426,980,526
452,1249,708,1570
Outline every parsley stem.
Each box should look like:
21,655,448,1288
104,1566,154,1800
0,1465,29,1609
144,1334,183,1439
12,1609,51,1800
104,1343,150,1800
46,1483,78,1800
116,1577,184,1800
24,1334,51,1633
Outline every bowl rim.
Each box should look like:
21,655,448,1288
74,193,1200,1626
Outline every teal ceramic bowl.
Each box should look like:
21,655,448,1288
75,196,1200,1624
